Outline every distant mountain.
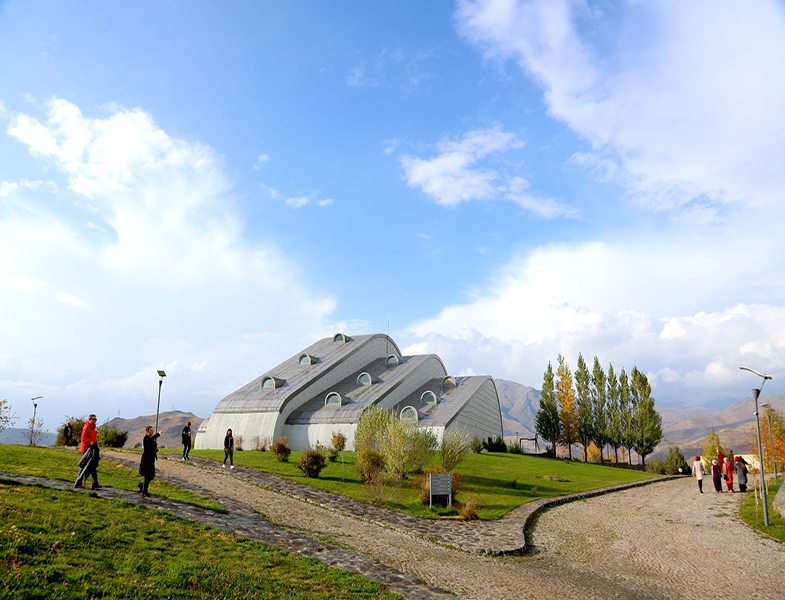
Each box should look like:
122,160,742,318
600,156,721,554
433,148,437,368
494,378,539,437
0,428,57,446
104,410,204,449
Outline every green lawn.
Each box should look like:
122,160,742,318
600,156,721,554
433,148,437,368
0,482,401,600
0,445,224,513
174,448,658,520
739,478,785,543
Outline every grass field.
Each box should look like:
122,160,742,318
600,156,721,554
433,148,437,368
0,445,225,513
0,482,401,599
165,447,658,520
739,478,785,543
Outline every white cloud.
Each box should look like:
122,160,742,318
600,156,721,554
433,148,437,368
1,98,337,425
285,196,310,208
253,153,270,171
456,0,785,212
317,198,334,207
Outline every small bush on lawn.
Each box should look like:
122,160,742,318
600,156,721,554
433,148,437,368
356,447,385,483
234,434,244,451
97,422,129,448
252,435,268,451
331,431,347,452
484,436,507,453
297,449,327,478
469,434,483,454
270,436,291,462
646,459,666,474
458,494,483,520
663,445,689,474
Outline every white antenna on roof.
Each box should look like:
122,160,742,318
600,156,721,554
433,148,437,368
386,318,390,354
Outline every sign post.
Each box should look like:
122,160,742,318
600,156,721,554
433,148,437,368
429,473,452,509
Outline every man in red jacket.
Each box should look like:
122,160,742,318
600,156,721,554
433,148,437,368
74,414,100,489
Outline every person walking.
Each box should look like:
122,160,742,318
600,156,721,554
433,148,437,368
74,415,100,489
722,457,734,492
181,421,192,460
691,456,705,493
223,429,235,469
711,459,722,492
138,426,162,497
63,422,73,446
734,456,748,492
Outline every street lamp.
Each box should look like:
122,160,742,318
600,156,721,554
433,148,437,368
761,402,779,480
739,366,771,526
155,370,166,433
30,396,42,446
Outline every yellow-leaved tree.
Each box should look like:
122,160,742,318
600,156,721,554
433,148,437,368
556,354,578,459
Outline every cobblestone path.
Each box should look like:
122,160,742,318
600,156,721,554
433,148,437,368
105,453,783,599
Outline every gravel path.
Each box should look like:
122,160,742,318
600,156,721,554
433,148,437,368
140,457,784,599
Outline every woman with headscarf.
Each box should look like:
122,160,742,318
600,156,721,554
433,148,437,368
138,425,162,497
691,456,705,493
711,459,722,492
734,456,748,492
722,457,734,492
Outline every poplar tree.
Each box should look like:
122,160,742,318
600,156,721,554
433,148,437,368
556,354,578,458
630,367,661,466
535,361,562,455
575,353,593,462
606,363,622,463
619,368,633,464
590,356,608,463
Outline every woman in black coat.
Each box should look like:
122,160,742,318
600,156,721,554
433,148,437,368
138,426,161,497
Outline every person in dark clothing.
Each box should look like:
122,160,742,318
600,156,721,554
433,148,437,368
63,422,73,446
223,429,235,469
181,421,192,460
138,426,162,497
74,414,100,489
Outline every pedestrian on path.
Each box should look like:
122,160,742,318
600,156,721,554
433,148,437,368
63,421,73,446
722,457,734,492
138,425,162,497
181,421,192,460
735,456,748,492
223,429,235,469
711,459,722,492
74,414,100,489
692,456,705,493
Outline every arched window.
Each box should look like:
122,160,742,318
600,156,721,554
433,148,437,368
357,372,372,386
442,376,457,390
400,406,419,422
385,355,402,367
421,391,438,405
325,392,343,406
333,333,348,344
261,376,276,389
299,354,314,365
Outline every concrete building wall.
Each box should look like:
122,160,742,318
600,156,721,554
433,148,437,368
445,378,503,443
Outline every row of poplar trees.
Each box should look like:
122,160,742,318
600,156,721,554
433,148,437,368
535,354,663,465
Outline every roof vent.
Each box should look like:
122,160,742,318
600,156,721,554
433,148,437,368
421,390,438,405
333,333,349,344
357,372,373,386
299,354,316,365
400,406,419,422
385,355,402,367
325,392,344,406
261,376,284,390
442,376,457,390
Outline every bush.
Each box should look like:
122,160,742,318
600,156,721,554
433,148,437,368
380,419,437,479
646,459,666,474
663,445,689,475
458,495,483,520
331,431,347,452
484,436,507,453
270,437,291,462
57,415,85,447
469,435,483,454
234,434,244,451
441,429,469,471
296,449,327,478
327,448,338,462
252,436,268,451
354,406,394,453
97,423,129,448
506,440,523,454
356,447,385,483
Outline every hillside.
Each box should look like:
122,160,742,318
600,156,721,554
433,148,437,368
104,410,204,449
495,378,539,438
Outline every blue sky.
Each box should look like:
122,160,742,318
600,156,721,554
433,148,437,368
2,0,785,428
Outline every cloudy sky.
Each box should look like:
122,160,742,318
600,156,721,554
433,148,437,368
2,0,785,429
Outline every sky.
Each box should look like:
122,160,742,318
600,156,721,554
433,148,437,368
2,0,785,430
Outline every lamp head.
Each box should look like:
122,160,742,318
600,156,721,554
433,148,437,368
157,370,166,378
752,388,761,401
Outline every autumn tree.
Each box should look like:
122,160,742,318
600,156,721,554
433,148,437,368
606,363,623,463
702,429,728,472
760,405,785,475
535,361,561,455
556,354,578,458
575,353,593,462
0,399,16,434
591,356,608,463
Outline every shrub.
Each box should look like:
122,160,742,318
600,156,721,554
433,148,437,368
469,434,483,454
364,471,399,506
663,445,689,475
458,495,483,520
331,431,347,452
270,437,291,462
252,436,268,451
0,399,17,434
484,436,507,453
441,429,469,471
506,440,523,455
234,434,244,451
327,448,338,462
296,449,327,478
380,419,437,479
57,415,85,447
354,406,394,453
356,447,385,483
646,459,666,474
97,423,129,448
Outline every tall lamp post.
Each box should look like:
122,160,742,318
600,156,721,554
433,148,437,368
739,366,771,526
155,370,166,433
30,396,43,446
761,402,779,480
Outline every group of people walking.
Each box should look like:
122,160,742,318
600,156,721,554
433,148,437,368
692,455,748,493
